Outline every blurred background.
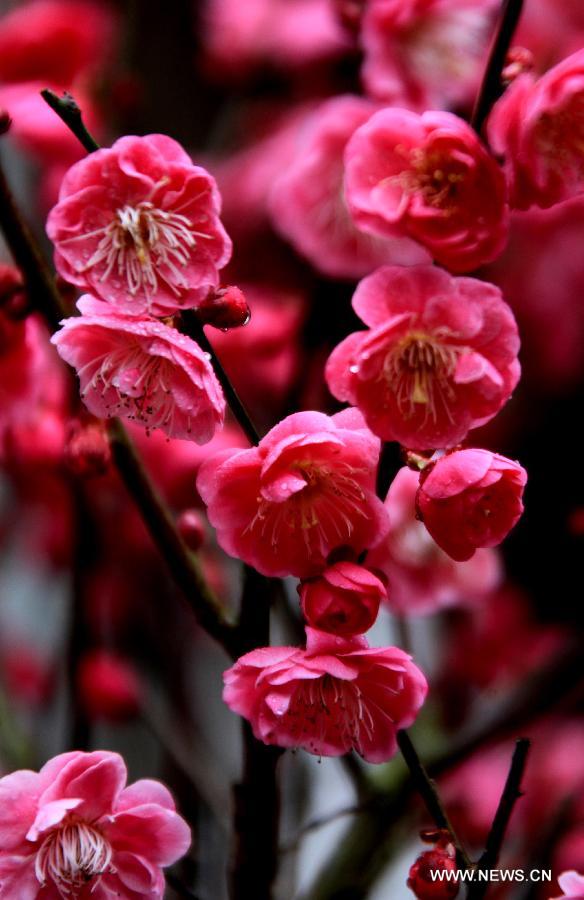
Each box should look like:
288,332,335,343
1,0,584,897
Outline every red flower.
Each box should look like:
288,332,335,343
299,562,386,636
488,49,584,210
344,108,509,272
416,448,527,561
47,134,231,316
326,265,520,450
223,628,427,762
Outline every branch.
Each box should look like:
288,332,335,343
471,0,525,134
397,731,471,870
468,739,530,899
181,312,261,445
41,90,99,153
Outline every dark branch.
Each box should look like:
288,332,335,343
397,731,471,870
471,0,525,134
468,738,530,899
41,90,100,153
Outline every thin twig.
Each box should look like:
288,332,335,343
471,0,525,134
397,731,472,870
181,312,261,445
467,739,530,899
41,90,100,153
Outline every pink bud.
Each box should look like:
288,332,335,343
407,848,459,899
177,508,206,552
197,285,250,330
299,562,385,636
502,47,534,84
77,650,142,722
0,263,28,320
64,419,111,478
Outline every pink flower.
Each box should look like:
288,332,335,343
202,0,349,79
197,408,389,577
553,872,584,900
51,296,225,442
0,0,116,86
223,627,427,762
299,562,386,636
325,265,520,450
361,0,498,113
345,108,509,272
47,134,231,316
269,95,429,279
366,467,501,614
416,449,527,561
0,750,191,898
488,50,584,210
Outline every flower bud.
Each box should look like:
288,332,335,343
64,418,111,478
197,285,250,330
407,848,459,899
0,263,28,320
299,562,385,636
177,508,206,552
77,650,142,722
502,47,534,84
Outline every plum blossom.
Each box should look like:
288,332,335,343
47,134,231,316
488,49,584,210
366,468,501,614
299,562,386,636
344,108,509,272
325,265,520,450
553,872,584,900
223,627,427,762
361,0,498,112
51,296,225,442
416,449,527,561
269,95,429,279
197,408,389,577
0,750,190,898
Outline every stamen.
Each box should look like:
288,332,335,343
384,332,460,425
35,819,113,896
71,201,201,304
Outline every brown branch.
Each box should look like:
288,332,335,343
467,739,530,899
397,731,472,870
471,0,525,134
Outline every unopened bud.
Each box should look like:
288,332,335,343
407,848,459,899
177,508,206,552
503,47,534,84
197,285,250,330
64,419,111,478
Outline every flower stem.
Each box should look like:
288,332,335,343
471,0,525,134
41,90,100,153
467,739,530,899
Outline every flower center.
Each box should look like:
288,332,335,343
393,147,466,212
35,819,113,896
285,675,375,755
384,332,460,424
250,461,368,553
79,200,204,302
